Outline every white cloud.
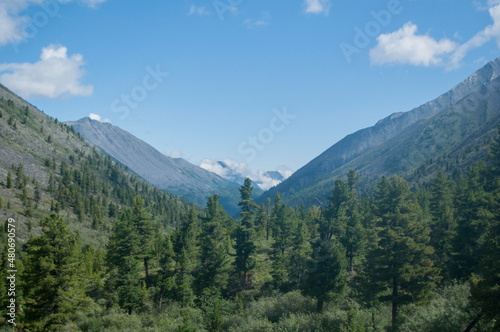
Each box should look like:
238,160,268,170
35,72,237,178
0,44,93,98
200,158,294,191
370,3,500,69
0,0,107,47
89,113,101,121
89,113,109,122
304,0,330,15
188,5,210,17
449,3,500,68
370,22,457,67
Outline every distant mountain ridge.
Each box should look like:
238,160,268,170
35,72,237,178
260,57,500,207
67,118,243,213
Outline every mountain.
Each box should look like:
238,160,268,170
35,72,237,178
260,57,500,207
0,83,194,246
67,118,243,213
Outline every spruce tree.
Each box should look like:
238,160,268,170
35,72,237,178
233,178,258,290
23,213,91,330
158,233,176,308
429,169,456,281
106,210,144,314
270,194,294,289
289,219,312,287
131,196,155,282
197,194,231,295
366,175,440,330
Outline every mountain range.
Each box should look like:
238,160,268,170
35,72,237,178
3,57,500,213
66,117,246,214
259,57,500,206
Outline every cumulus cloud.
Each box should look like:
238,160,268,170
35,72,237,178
200,158,294,191
370,3,500,69
0,0,107,47
0,44,93,99
304,0,330,15
188,5,210,16
370,22,457,67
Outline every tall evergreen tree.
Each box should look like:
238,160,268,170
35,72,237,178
23,213,91,330
106,210,144,314
197,194,231,295
270,193,294,289
366,175,440,330
131,196,155,282
325,170,365,275
157,233,176,308
429,169,456,281
289,218,312,287
233,178,258,290
174,207,199,306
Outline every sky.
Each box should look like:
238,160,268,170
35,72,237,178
0,0,499,188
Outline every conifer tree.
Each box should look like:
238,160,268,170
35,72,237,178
429,169,456,281
289,219,312,287
23,213,91,330
106,210,144,314
158,233,176,308
174,207,199,306
366,175,440,330
6,170,12,188
233,178,258,290
270,193,294,289
197,194,231,294
131,196,155,282
469,127,500,328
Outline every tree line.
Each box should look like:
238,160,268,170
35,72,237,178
1,128,499,331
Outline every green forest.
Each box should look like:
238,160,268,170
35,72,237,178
1,123,500,330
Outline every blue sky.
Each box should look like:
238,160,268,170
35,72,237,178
0,0,499,187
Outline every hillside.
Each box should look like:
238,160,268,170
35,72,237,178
67,118,245,214
0,84,194,247
260,57,500,207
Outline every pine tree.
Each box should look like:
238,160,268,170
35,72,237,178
233,178,258,290
270,194,294,289
366,175,440,330
131,196,155,282
197,194,231,294
158,233,176,308
174,207,199,306
23,213,91,330
302,234,347,312
106,210,144,314
289,219,312,287
325,170,365,275
429,169,456,281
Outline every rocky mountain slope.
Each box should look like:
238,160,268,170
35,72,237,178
67,118,243,213
260,58,500,207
